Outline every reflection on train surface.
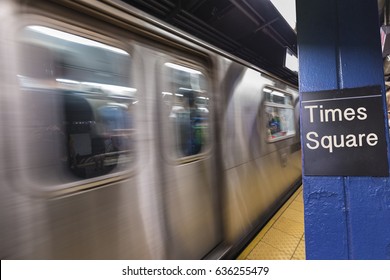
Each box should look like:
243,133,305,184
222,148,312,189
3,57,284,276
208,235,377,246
0,0,301,259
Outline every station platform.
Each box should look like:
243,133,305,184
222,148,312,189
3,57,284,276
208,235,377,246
237,186,305,260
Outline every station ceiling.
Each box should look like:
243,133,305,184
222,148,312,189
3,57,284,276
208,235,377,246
121,1,390,89
122,0,298,86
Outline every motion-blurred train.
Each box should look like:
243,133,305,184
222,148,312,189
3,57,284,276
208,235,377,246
0,0,301,259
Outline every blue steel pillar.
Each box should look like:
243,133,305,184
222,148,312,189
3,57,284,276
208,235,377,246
297,0,390,259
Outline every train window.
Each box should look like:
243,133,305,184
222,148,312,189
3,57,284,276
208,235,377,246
162,62,209,158
264,87,295,142
17,25,136,183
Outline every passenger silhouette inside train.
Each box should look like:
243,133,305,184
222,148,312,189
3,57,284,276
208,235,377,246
175,90,204,156
64,91,133,178
56,53,133,178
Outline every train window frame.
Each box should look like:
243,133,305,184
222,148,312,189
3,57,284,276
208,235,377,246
159,59,212,164
263,86,296,143
13,18,137,195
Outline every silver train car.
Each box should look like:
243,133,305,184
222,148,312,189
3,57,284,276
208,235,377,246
0,0,301,259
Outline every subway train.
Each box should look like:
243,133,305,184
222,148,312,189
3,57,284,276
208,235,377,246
0,0,301,259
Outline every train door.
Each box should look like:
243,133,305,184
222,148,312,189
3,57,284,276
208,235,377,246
263,86,300,187
9,16,161,258
157,60,221,259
